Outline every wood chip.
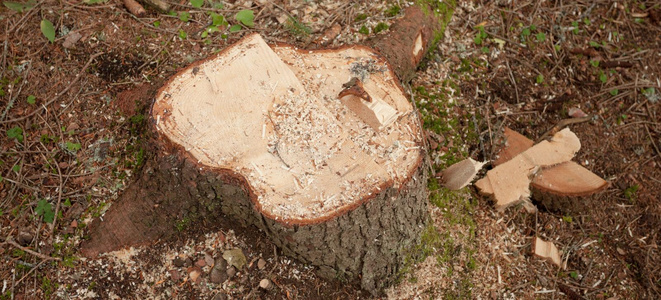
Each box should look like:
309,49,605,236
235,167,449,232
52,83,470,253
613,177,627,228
533,237,563,268
440,158,486,190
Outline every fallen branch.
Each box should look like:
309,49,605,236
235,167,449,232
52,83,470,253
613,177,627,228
537,116,592,142
124,0,146,17
3,237,61,262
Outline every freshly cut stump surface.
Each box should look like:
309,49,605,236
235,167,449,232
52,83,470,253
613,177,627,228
84,33,428,294
154,33,423,223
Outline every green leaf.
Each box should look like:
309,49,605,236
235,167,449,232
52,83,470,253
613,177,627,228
153,20,160,28
610,89,619,96
12,165,20,172
178,29,187,39
27,95,36,104
481,46,490,54
3,1,35,12
536,74,544,84
63,198,72,207
179,11,190,22
229,24,242,33
589,41,600,48
36,199,54,223
7,126,23,142
41,19,56,43
190,0,203,8
589,60,599,67
521,27,530,37
598,71,608,84
65,141,81,153
235,9,254,27
535,32,546,42
210,13,227,27
474,35,482,45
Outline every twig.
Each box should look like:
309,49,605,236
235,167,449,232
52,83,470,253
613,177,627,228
505,58,520,103
1,62,31,121
0,52,103,125
3,237,61,261
537,116,592,142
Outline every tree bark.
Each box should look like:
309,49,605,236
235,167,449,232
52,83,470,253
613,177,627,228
81,4,453,295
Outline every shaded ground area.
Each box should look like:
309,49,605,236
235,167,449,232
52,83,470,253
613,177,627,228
1,0,659,299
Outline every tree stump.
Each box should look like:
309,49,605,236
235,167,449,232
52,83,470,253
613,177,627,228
81,5,451,294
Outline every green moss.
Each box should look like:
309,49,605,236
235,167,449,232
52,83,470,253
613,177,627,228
415,0,457,49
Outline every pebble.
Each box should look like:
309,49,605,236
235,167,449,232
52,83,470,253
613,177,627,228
196,259,206,267
168,269,180,282
204,253,215,267
257,258,267,270
212,293,228,300
259,279,272,290
173,257,185,267
226,266,236,278
210,267,228,284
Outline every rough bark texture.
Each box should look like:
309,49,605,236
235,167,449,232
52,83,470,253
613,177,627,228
366,5,444,83
82,134,428,294
81,2,452,295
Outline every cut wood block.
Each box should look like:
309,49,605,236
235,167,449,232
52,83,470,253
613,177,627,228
476,128,581,210
490,127,609,213
533,237,563,268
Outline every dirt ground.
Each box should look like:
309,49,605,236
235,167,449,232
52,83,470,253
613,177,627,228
1,0,659,299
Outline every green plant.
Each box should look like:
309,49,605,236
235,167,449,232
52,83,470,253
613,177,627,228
36,199,54,223
535,32,546,42
7,126,23,142
178,29,187,39
562,215,573,223
190,0,203,8
473,26,487,45
3,0,36,13
385,5,401,17
179,11,190,22
41,19,55,43
284,16,312,38
358,25,369,35
598,70,607,83
65,141,81,153
624,184,639,200
373,22,389,34
571,21,579,34
536,74,544,84
27,95,35,104
354,13,368,21
610,89,619,96
231,9,254,32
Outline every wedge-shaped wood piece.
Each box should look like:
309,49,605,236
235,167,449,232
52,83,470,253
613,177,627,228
495,127,609,197
441,158,486,190
475,128,581,210
533,237,563,268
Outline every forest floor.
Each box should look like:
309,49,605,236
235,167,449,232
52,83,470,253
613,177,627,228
0,0,659,299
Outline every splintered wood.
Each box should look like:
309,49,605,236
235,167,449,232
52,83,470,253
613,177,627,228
475,128,581,210
533,237,563,268
494,127,609,197
152,34,422,223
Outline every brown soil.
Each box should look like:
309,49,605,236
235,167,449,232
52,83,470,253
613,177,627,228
1,0,659,299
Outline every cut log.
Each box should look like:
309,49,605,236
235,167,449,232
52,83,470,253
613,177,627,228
81,4,452,295
475,128,582,210
489,127,609,213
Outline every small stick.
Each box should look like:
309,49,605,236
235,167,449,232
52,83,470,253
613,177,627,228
537,116,592,142
3,237,61,262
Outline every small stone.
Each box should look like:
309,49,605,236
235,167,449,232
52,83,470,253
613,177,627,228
205,253,215,267
184,257,192,267
196,259,206,267
259,278,271,290
189,267,202,284
214,257,227,270
226,266,236,278
169,269,181,282
212,293,227,300
210,267,228,284
257,258,267,270
173,257,185,267
62,32,82,49
17,232,33,246
223,249,247,270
